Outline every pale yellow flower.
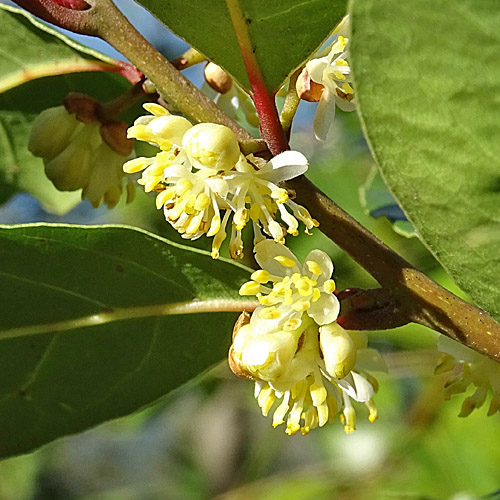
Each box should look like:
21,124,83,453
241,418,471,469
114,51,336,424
306,16,355,140
231,242,386,435
125,107,316,259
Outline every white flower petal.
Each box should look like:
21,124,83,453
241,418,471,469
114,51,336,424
254,240,300,276
306,57,329,84
302,249,333,283
307,293,340,325
313,88,336,141
205,177,229,198
338,372,374,402
257,151,308,183
336,98,356,113
351,371,374,402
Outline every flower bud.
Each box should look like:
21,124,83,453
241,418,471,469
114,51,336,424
128,114,192,149
319,323,356,379
182,123,240,171
296,67,324,102
44,123,98,191
28,106,81,160
204,62,233,94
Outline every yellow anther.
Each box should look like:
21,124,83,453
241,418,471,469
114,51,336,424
343,406,356,434
341,82,354,94
311,288,321,302
194,192,210,210
323,279,336,293
186,215,202,235
123,157,151,173
155,189,174,209
305,260,322,276
366,400,378,423
143,103,170,116
206,213,221,237
296,278,313,296
176,178,192,194
272,188,289,204
259,307,281,320
251,269,270,283
274,255,297,268
239,281,261,296
336,59,348,66
333,70,346,80
310,383,327,406
249,203,260,221
257,386,276,416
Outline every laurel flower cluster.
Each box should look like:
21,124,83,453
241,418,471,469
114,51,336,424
305,16,355,140
124,104,317,259
436,335,500,417
230,240,386,435
29,105,135,208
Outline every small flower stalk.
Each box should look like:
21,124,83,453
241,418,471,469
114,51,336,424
124,104,317,259
230,241,386,435
29,94,135,208
300,16,355,140
436,335,500,417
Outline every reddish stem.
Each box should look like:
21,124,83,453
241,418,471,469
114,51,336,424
225,0,289,155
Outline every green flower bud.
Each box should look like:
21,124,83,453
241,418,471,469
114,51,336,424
28,105,81,160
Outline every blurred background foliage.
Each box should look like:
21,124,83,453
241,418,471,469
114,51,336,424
0,0,499,499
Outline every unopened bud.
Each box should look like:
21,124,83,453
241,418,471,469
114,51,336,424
182,123,240,171
296,67,324,102
28,105,81,160
204,62,233,94
319,323,356,379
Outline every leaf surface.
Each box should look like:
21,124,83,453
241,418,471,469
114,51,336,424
350,0,500,321
136,0,347,92
0,224,250,458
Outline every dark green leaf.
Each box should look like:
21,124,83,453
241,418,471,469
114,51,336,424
350,0,500,321
0,224,250,458
136,0,347,92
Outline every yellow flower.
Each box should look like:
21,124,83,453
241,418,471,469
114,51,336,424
305,16,355,140
125,106,317,259
231,242,386,434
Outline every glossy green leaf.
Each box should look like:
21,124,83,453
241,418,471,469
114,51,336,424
0,224,251,458
136,0,347,92
0,3,116,94
350,0,500,322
